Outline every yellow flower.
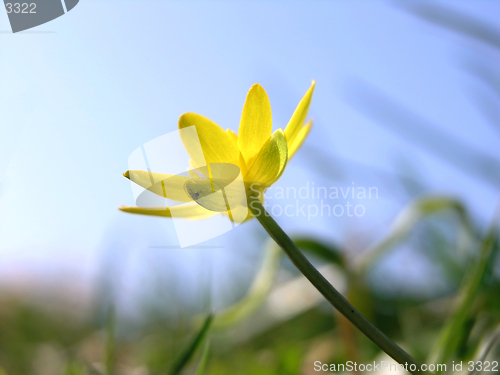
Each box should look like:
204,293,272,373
120,81,315,219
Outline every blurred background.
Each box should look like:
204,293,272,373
0,1,499,374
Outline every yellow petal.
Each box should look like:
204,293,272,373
238,84,272,165
188,168,201,178
231,192,265,222
183,162,249,224
189,159,208,178
227,128,248,173
245,129,288,188
226,129,238,144
185,178,247,211
179,113,241,167
124,170,193,202
284,81,315,146
288,119,313,159
119,204,215,219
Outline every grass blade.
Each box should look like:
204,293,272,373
468,328,500,375
194,340,210,375
105,307,116,375
432,211,499,366
170,313,214,375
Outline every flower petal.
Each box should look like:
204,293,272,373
188,168,202,178
124,170,193,202
226,128,238,144
288,119,313,159
245,129,288,188
238,84,272,165
119,204,216,219
188,159,209,178
185,178,247,211
226,128,248,173
179,113,241,167
284,81,315,146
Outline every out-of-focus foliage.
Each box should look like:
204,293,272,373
0,210,498,374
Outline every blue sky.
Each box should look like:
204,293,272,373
0,1,499,301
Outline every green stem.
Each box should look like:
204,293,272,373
249,198,424,374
